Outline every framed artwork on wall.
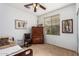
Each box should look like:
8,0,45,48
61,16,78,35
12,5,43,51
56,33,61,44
62,19,73,33
15,19,26,29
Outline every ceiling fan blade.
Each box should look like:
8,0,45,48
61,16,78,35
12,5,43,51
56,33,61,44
24,3,33,8
34,7,36,12
24,6,30,8
24,3,33,6
39,4,46,10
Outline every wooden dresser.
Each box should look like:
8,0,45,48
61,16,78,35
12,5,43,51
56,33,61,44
32,27,44,44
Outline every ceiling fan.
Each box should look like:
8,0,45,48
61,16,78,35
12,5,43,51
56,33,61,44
24,3,46,12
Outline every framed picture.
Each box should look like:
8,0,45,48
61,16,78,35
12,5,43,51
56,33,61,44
62,19,73,33
15,20,26,29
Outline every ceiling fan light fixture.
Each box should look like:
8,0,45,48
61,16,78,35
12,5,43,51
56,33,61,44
33,3,36,8
36,4,39,9
24,3,46,12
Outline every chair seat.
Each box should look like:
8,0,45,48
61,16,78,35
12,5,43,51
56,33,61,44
25,42,28,44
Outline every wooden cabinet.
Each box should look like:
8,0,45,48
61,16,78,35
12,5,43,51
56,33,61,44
32,27,44,44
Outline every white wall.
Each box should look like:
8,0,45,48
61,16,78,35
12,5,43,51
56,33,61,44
38,4,77,51
0,17,2,35
76,3,79,53
0,3,37,45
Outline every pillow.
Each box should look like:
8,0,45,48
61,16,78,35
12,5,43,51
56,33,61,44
0,37,10,46
0,37,16,49
0,43,16,49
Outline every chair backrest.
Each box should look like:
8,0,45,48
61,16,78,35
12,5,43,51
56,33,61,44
24,33,30,39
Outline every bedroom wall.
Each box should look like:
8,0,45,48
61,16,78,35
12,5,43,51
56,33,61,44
38,4,77,51
0,18,2,35
76,3,79,53
0,3,37,45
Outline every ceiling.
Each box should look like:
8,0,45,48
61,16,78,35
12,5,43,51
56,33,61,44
6,3,72,16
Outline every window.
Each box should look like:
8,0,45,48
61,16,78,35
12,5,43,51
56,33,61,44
44,14,60,35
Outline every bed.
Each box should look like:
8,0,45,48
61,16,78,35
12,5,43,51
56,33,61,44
0,37,33,56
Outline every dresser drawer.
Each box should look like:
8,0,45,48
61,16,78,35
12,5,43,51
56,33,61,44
32,37,43,44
